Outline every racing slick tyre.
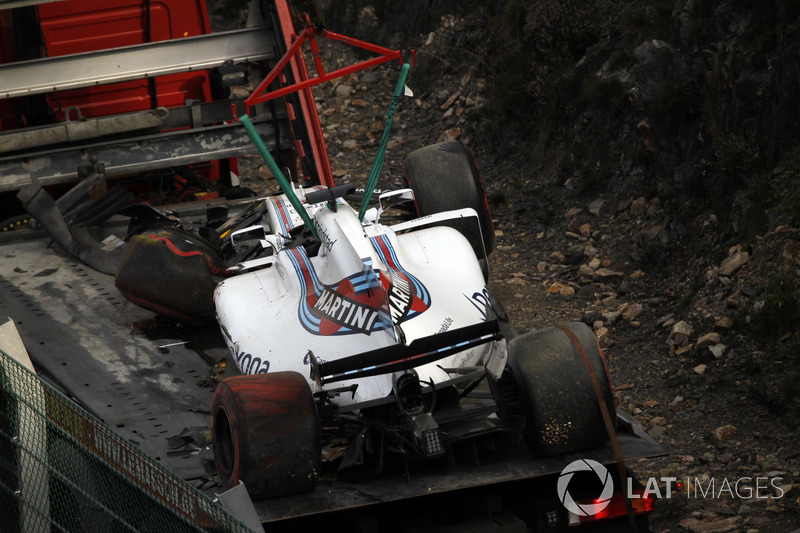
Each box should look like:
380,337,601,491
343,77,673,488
507,322,616,456
115,226,230,324
403,140,495,258
211,371,321,499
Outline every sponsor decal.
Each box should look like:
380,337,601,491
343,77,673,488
316,223,338,253
312,286,380,334
288,247,391,336
465,288,491,320
268,195,300,236
384,270,412,322
371,235,430,322
286,236,431,336
235,350,270,375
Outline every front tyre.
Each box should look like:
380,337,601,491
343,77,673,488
508,322,616,456
211,372,321,499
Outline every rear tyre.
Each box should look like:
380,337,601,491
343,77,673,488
403,141,495,258
508,322,615,456
212,372,321,499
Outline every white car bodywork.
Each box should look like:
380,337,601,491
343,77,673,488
214,186,506,409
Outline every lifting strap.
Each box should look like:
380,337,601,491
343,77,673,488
555,325,638,531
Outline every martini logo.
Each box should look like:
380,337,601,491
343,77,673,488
288,247,391,336
312,286,380,334
371,235,431,322
558,459,613,517
288,238,431,336
384,270,413,322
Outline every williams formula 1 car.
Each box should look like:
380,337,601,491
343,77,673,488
111,18,618,502
203,140,616,499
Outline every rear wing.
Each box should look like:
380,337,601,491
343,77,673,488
309,320,503,385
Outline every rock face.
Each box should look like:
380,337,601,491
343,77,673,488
317,2,800,239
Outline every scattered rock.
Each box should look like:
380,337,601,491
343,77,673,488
678,516,742,533
630,196,648,216
725,290,746,308
578,264,595,278
622,302,643,321
708,344,727,359
577,283,608,300
667,320,694,346
547,282,575,297
440,90,462,110
714,316,733,329
439,127,461,142
587,198,604,216
257,165,273,180
341,139,359,152
696,332,721,348
719,251,750,277
359,70,382,84
594,268,624,280
335,84,353,98
602,308,622,324
559,285,575,297
567,218,581,233
713,425,737,442
675,343,693,355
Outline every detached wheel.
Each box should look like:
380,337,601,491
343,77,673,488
115,226,229,325
508,322,616,456
211,371,321,499
403,141,495,258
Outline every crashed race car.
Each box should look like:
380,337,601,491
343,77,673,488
205,141,617,500
111,19,618,502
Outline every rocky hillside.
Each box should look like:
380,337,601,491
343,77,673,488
212,1,800,530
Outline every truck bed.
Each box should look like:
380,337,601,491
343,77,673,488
0,232,225,482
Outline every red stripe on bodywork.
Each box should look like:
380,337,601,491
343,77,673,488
148,234,204,258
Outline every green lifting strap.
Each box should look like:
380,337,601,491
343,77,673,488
239,114,318,239
359,62,411,220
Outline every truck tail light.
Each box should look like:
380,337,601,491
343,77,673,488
568,490,654,525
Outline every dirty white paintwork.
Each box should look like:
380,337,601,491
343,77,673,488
214,188,503,408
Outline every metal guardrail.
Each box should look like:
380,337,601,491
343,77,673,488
0,346,254,533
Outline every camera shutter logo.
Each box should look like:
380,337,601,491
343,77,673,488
557,459,614,516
